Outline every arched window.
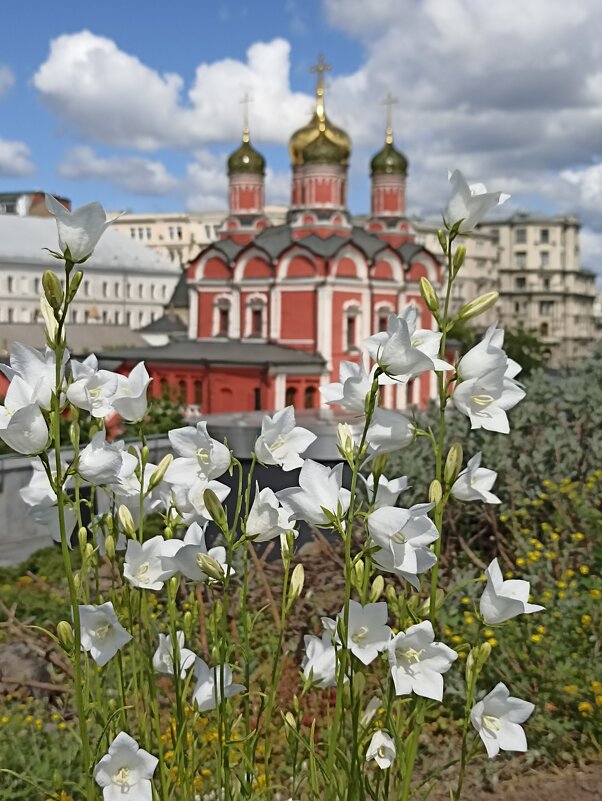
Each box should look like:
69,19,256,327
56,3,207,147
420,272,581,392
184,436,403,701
216,299,230,337
540,322,549,336
251,307,263,337
285,387,297,407
246,295,267,338
345,306,361,351
194,380,203,407
376,306,392,333
304,386,317,409
178,379,187,403
159,377,169,397
254,387,262,410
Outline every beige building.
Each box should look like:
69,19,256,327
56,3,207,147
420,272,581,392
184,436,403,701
411,220,500,327
478,213,597,367
112,207,288,266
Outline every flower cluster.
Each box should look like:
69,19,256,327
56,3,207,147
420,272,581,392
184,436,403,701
2,177,549,801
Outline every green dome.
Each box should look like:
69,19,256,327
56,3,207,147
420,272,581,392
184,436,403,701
227,136,265,176
302,130,345,165
370,140,408,176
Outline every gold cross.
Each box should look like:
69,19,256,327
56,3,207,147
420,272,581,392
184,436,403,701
240,92,253,140
310,53,332,94
382,93,398,130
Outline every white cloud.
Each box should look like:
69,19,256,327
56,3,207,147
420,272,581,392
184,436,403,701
0,139,35,176
59,146,179,195
0,65,14,98
33,32,313,150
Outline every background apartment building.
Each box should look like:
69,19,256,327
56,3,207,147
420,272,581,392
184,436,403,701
111,206,288,265
478,213,597,367
412,220,500,328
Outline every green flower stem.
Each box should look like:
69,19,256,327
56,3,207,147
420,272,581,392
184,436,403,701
51,260,95,801
400,698,426,801
429,233,457,621
454,627,483,801
325,371,381,801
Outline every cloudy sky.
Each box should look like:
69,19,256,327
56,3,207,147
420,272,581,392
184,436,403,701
1,0,602,275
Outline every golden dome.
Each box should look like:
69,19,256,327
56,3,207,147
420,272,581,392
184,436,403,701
289,55,351,167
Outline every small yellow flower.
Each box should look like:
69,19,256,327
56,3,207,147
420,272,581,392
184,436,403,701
34,719,43,730
0,715,9,725
564,569,575,578
499,514,508,522
443,626,452,637
25,715,33,724
461,596,471,605
581,614,592,626
484,629,495,638
556,580,567,589
578,701,593,716
572,532,584,541
590,589,601,600
505,571,514,579
591,681,602,693
58,722,67,730
530,634,543,644
452,635,462,644
464,615,475,625
563,684,578,694
544,551,557,560
487,637,498,647
558,591,567,599
595,695,602,708
201,769,212,778
516,557,526,567
579,565,590,575
550,532,560,541
536,625,546,634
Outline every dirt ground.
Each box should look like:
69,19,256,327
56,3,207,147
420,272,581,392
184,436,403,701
473,762,602,801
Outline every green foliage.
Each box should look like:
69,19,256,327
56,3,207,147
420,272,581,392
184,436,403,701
503,327,545,375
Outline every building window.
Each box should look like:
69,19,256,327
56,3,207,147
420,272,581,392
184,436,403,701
285,387,297,407
540,322,549,336
515,228,527,244
138,284,143,299
376,308,391,332
176,226,183,240
7,276,13,293
194,380,203,407
138,227,144,240
254,387,261,411
304,386,317,409
539,301,553,315
251,307,263,337
146,227,152,240
543,278,550,290
102,310,109,323
160,377,169,397
130,227,136,239
126,311,132,327
205,225,211,238
515,277,526,289
168,226,174,240
115,282,120,298
178,380,187,402
540,252,549,268
217,302,230,336
345,307,360,351
540,229,549,244
84,280,91,296
162,285,167,300
102,281,108,297
515,252,527,269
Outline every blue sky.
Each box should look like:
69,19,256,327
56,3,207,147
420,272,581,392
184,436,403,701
1,1,602,272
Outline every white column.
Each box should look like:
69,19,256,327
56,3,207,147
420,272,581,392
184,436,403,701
188,288,198,339
274,373,286,409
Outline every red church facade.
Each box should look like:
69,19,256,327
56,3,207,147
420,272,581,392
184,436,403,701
107,63,443,415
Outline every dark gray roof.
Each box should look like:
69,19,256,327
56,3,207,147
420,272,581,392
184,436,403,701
297,234,351,258
212,239,245,261
350,227,389,259
101,339,326,368
253,225,293,258
194,222,433,267
140,315,187,334
399,242,424,262
168,271,188,308
0,323,146,356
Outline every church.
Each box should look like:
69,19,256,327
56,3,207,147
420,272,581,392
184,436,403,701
108,58,443,415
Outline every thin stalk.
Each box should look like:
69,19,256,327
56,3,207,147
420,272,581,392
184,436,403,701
51,260,94,801
325,371,381,801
